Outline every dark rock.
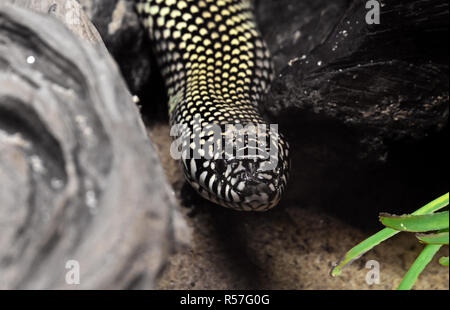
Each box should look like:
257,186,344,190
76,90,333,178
79,0,153,94
255,0,349,73
79,0,168,120
257,0,448,224
0,2,174,289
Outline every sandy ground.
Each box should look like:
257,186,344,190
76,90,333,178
148,123,449,290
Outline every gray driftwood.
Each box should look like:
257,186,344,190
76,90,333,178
0,1,175,289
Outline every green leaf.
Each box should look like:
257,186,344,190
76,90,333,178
397,244,442,290
331,193,448,278
380,211,449,232
416,232,449,245
330,228,399,277
439,257,449,267
410,193,449,215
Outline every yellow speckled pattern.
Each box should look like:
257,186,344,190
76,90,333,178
137,0,289,211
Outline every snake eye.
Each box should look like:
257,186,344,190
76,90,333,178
214,159,227,173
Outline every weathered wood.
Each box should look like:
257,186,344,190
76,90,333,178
6,0,104,44
0,2,175,289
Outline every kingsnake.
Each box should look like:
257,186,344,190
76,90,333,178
136,0,289,211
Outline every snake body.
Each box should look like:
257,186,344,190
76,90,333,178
136,0,289,211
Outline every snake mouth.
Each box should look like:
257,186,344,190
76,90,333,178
184,153,287,211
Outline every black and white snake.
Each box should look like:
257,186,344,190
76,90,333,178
136,0,289,211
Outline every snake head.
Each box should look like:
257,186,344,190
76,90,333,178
180,124,290,211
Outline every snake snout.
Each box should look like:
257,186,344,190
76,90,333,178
242,162,283,209
214,157,283,211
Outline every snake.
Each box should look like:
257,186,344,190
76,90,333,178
136,0,289,211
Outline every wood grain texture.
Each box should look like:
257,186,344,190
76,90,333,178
0,1,175,289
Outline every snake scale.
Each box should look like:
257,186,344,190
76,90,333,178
136,0,289,211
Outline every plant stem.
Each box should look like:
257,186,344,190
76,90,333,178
397,244,442,290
